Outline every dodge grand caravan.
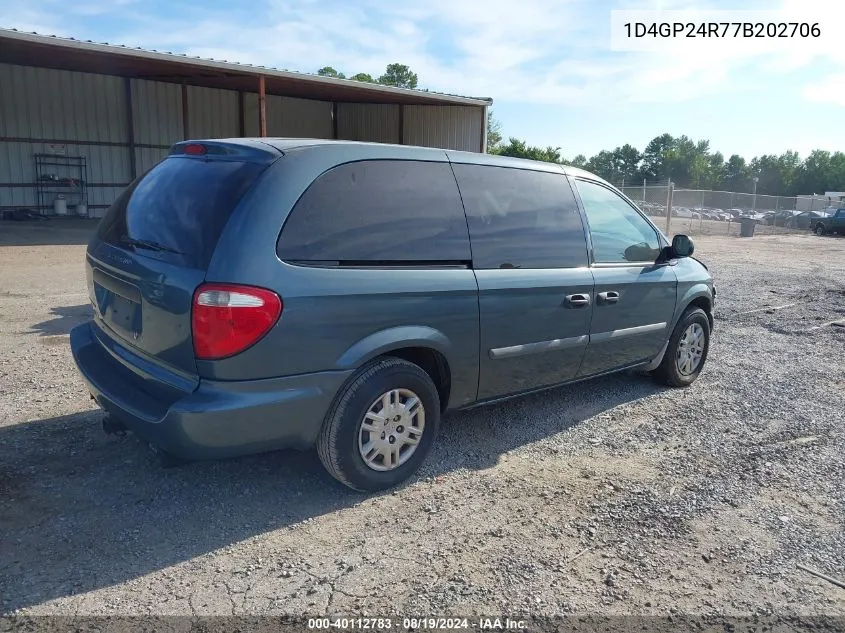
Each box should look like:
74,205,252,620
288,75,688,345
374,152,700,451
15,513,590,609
71,138,715,491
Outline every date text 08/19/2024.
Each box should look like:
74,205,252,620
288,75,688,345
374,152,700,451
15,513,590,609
307,617,528,630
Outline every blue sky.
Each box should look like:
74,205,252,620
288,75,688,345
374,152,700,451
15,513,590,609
2,0,844,160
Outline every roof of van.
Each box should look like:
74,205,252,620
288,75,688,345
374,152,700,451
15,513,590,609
182,137,603,180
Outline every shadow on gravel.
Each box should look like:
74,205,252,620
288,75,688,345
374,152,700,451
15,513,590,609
0,373,663,612
0,219,98,247
30,304,93,336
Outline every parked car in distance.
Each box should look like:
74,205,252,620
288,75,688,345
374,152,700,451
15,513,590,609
70,139,716,492
789,210,831,230
813,208,845,235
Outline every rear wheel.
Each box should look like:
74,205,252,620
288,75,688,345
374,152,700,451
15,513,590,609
815,223,826,236
652,307,710,388
317,357,440,492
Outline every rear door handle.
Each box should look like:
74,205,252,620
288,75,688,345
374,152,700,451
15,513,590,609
598,291,620,305
565,293,591,308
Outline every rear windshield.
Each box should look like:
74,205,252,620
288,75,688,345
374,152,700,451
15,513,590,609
97,156,267,269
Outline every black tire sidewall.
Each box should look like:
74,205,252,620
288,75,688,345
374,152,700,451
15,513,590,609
328,362,440,492
665,308,711,386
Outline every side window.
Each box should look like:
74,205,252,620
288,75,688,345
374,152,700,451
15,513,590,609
575,179,662,264
452,164,588,269
277,160,471,263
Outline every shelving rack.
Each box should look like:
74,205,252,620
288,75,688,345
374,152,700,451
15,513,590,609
33,154,88,216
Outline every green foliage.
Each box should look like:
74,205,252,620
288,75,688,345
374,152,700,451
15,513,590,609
317,66,345,79
568,154,588,169
486,109,503,151
311,60,842,195
378,63,418,89
492,138,562,163
547,133,845,195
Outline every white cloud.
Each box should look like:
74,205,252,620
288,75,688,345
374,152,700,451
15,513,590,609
3,0,845,109
802,73,845,107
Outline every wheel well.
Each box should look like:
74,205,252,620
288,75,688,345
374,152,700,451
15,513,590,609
384,347,451,413
688,296,711,315
687,296,713,330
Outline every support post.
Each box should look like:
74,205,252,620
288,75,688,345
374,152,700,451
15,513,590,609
642,178,646,204
481,105,489,153
238,91,245,137
258,75,267,137
181,83,189,140
331,103,338,139
398,104,404,145
123,77,137,180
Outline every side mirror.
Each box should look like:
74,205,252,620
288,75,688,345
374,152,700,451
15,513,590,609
672,234,695,258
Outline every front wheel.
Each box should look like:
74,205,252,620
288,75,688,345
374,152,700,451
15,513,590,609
317,357,440,492
652,308,711,388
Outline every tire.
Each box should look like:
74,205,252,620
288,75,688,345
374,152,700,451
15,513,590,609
651,307,710,388
317,357,440,492
815,223,826,236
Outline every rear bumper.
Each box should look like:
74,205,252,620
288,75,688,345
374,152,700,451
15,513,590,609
70,321,353,460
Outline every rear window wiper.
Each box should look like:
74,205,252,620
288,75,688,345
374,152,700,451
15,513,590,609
119,235,182,255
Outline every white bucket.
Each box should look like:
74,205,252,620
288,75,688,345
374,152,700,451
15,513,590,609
53,196,67,216
75,203,88,218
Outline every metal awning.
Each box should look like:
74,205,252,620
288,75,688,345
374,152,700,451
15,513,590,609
0,29,492,107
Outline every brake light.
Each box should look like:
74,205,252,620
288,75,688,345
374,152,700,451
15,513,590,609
192,283,282,360
184,143,207,155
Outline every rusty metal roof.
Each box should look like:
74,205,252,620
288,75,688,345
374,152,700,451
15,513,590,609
0,28,492,107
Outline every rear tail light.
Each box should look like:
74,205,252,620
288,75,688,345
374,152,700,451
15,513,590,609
192,283,282,360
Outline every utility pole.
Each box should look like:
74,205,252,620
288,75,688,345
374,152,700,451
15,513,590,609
665,181,674,235
752,176,759,212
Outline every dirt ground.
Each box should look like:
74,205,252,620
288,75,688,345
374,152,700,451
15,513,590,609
0,220,843,624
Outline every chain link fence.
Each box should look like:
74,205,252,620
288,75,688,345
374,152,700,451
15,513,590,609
618,183,837,238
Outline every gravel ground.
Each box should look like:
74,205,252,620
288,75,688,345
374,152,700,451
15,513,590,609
0,221,843,623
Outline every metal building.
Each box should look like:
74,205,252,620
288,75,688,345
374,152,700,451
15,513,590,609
0,29,491,218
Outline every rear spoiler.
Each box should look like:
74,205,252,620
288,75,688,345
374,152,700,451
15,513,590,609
169,139,283,163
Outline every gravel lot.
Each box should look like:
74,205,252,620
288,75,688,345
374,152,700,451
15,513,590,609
1,220,843,623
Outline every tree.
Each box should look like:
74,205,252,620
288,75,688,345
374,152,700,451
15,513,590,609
349,72,375,83
641,133,674,182
585,150,619,182
378,63,418,89
723,154,749,193
486,109,502,151
493,138,562,163
567,154,588,169
317,66,345,79
612,144,642,185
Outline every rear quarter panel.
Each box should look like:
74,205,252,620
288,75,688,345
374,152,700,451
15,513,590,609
203,144,480,409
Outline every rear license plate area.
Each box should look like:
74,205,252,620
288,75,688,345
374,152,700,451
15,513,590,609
95,282,142,339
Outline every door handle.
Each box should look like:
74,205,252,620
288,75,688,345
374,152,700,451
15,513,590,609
565,293,591,308
597,291,620,305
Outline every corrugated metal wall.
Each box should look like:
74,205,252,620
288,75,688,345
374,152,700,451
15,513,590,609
0,62,131,216
336,104,400,144
1,60,485,218
131,79,182,145
130,79,182,178
403,105,482,152
243,94,333,138
187,85,240,139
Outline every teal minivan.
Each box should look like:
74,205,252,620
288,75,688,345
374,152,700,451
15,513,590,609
71,138,715,491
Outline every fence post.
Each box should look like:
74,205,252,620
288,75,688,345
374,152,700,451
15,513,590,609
665,181,673,236
642,179,646,204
